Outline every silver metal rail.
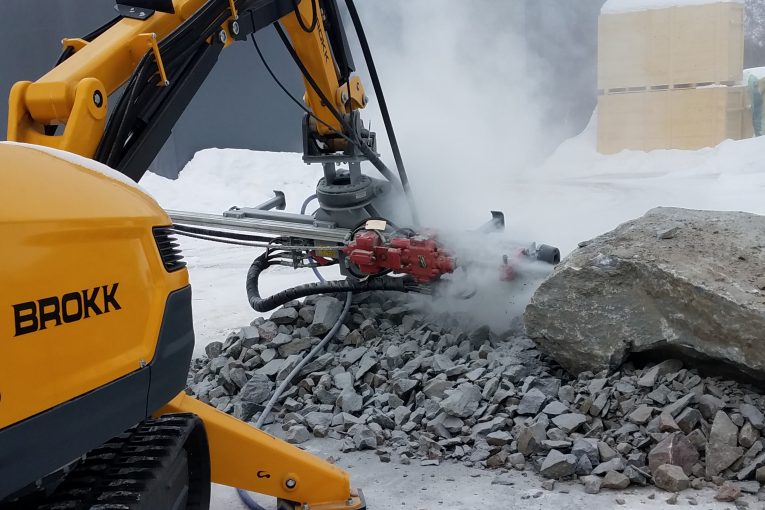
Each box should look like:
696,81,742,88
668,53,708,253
166,210,350,243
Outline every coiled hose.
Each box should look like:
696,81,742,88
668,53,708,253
246,252,415,312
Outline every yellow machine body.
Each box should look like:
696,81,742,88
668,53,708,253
0,142,363,509
0,142,187,429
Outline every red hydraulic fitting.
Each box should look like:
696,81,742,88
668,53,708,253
343,230,456,283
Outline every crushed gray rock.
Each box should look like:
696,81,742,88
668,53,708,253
187,291,765,495
654,464,690,492
601,470,630,490
286,424,311,444
540,449,577,479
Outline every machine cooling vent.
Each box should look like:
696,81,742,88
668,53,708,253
153,227,186,272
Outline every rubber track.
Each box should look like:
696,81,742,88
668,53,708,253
13,414,203,510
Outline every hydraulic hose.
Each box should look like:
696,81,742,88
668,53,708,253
299,194,325,283
246,253,412,312
236,290,352,510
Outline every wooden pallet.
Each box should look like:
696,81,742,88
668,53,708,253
598,3,744,91
597,86,753,154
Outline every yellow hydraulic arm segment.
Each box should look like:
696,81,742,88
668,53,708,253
8,0,208,156
7,0,366,176
161,393,365,510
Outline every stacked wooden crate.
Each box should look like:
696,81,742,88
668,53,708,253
597,2,750,154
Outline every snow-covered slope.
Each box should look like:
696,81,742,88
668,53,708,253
509,114,765,255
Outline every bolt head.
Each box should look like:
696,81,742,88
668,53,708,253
285,479,297,489
93,91,104,107
231,21,240,35
219,30,228,44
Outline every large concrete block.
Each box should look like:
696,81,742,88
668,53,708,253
524,208,765,378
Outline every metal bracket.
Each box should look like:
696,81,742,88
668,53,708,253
251,191,286,212
134,33,169,86
115,0,174,17
477,211,506,233
115,3,154,19
228,0,239,19
335,76,366,112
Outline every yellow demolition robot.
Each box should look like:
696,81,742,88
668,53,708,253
1,0,387,507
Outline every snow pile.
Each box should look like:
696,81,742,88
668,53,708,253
745,67,765,81
500,113,765,257
601,0,742,15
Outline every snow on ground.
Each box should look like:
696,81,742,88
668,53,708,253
601,0,742,15
140,123,765,510
209,436,739,510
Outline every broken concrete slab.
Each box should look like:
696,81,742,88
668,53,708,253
525,208,765,378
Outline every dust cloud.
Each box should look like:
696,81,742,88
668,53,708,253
348,1,583,329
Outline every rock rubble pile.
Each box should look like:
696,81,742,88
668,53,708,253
187,292,765,498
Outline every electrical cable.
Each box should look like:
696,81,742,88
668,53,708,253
249,28,358,149
344,0,419,226
236,489,266,510
238,199,351,510
255,291,351,428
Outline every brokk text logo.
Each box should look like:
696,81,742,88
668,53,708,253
13,283,121,337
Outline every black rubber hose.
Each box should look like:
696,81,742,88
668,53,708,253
172,224,275,243
344,0,419,226
291,0,318,33
246,253,411,312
